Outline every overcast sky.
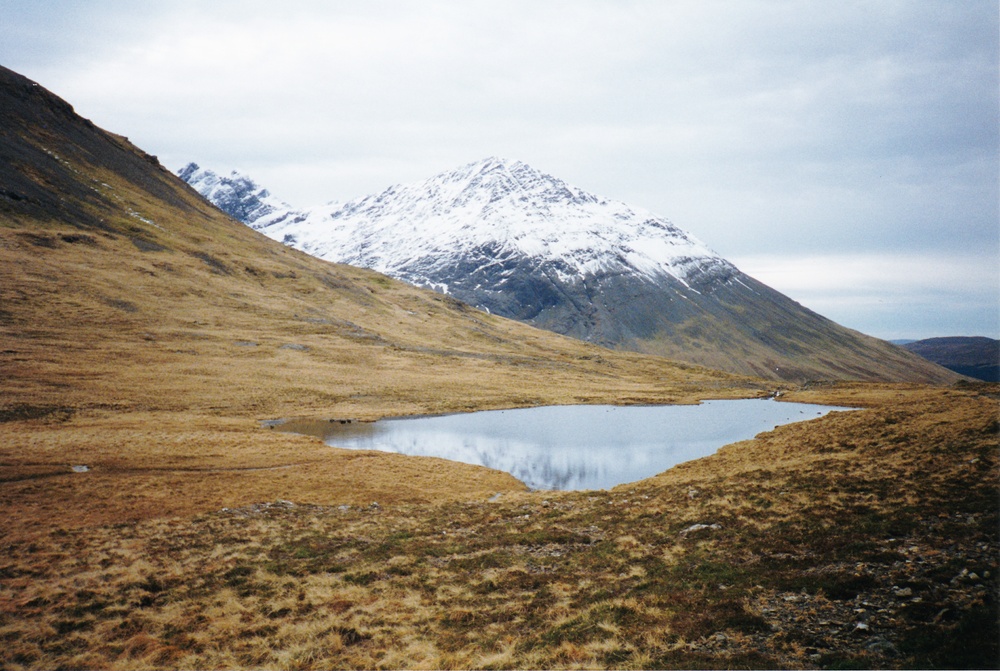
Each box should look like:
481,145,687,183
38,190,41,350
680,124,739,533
2,1,997,339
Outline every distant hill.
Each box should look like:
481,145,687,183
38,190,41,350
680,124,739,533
180,160,960,385
902,337,1000,382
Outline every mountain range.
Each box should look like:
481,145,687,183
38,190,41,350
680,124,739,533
180,160,957,383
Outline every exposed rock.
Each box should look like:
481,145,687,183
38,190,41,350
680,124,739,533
679,523,721,536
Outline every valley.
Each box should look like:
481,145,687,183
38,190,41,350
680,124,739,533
1,65,996,669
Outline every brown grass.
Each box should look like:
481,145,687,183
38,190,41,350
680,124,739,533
1,73,995,669
1,386,996,669
0,151,765,534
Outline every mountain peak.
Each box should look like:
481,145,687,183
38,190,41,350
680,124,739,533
462,156,519,173
445,156,595,208
180,163,290,226
289,157,727,286
470,155,511,169
177,162,200,181
181,157,725,284
178,158,963,383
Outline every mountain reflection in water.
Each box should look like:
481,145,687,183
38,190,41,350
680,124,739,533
287,400,851,491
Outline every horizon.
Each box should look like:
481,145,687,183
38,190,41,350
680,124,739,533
2,1,997,340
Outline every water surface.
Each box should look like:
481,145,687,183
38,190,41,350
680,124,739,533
283,400,850,491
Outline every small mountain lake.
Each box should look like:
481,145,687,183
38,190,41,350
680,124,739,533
277,399,853,491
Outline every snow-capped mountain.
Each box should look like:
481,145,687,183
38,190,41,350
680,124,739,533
180,157,942,382
178,163,295,226
181,157,729,289
262,158,729,289
179,162,346,244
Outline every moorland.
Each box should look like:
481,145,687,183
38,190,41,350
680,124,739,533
0,65,996,669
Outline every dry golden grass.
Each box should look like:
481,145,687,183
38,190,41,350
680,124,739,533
1,386,996,669
1,69,995,669
0,158,764,535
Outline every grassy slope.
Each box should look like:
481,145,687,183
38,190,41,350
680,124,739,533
622,272,964,385
0,67,996,669
0,65,763,527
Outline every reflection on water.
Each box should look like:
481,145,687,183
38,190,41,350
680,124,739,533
284,400,851,491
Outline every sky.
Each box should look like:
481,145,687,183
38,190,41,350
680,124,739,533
2,0,997,340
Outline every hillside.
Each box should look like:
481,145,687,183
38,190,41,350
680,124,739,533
903,336,1000,382
180,159,960,385
0,62,774,521
0,65,759,423
1,65,996,670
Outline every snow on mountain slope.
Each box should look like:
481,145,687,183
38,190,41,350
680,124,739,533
178,162,333,231
179,157,959,383
182,158,729,290
271,158,727,288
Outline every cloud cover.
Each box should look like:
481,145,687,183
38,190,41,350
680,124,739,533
2,0,996,339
